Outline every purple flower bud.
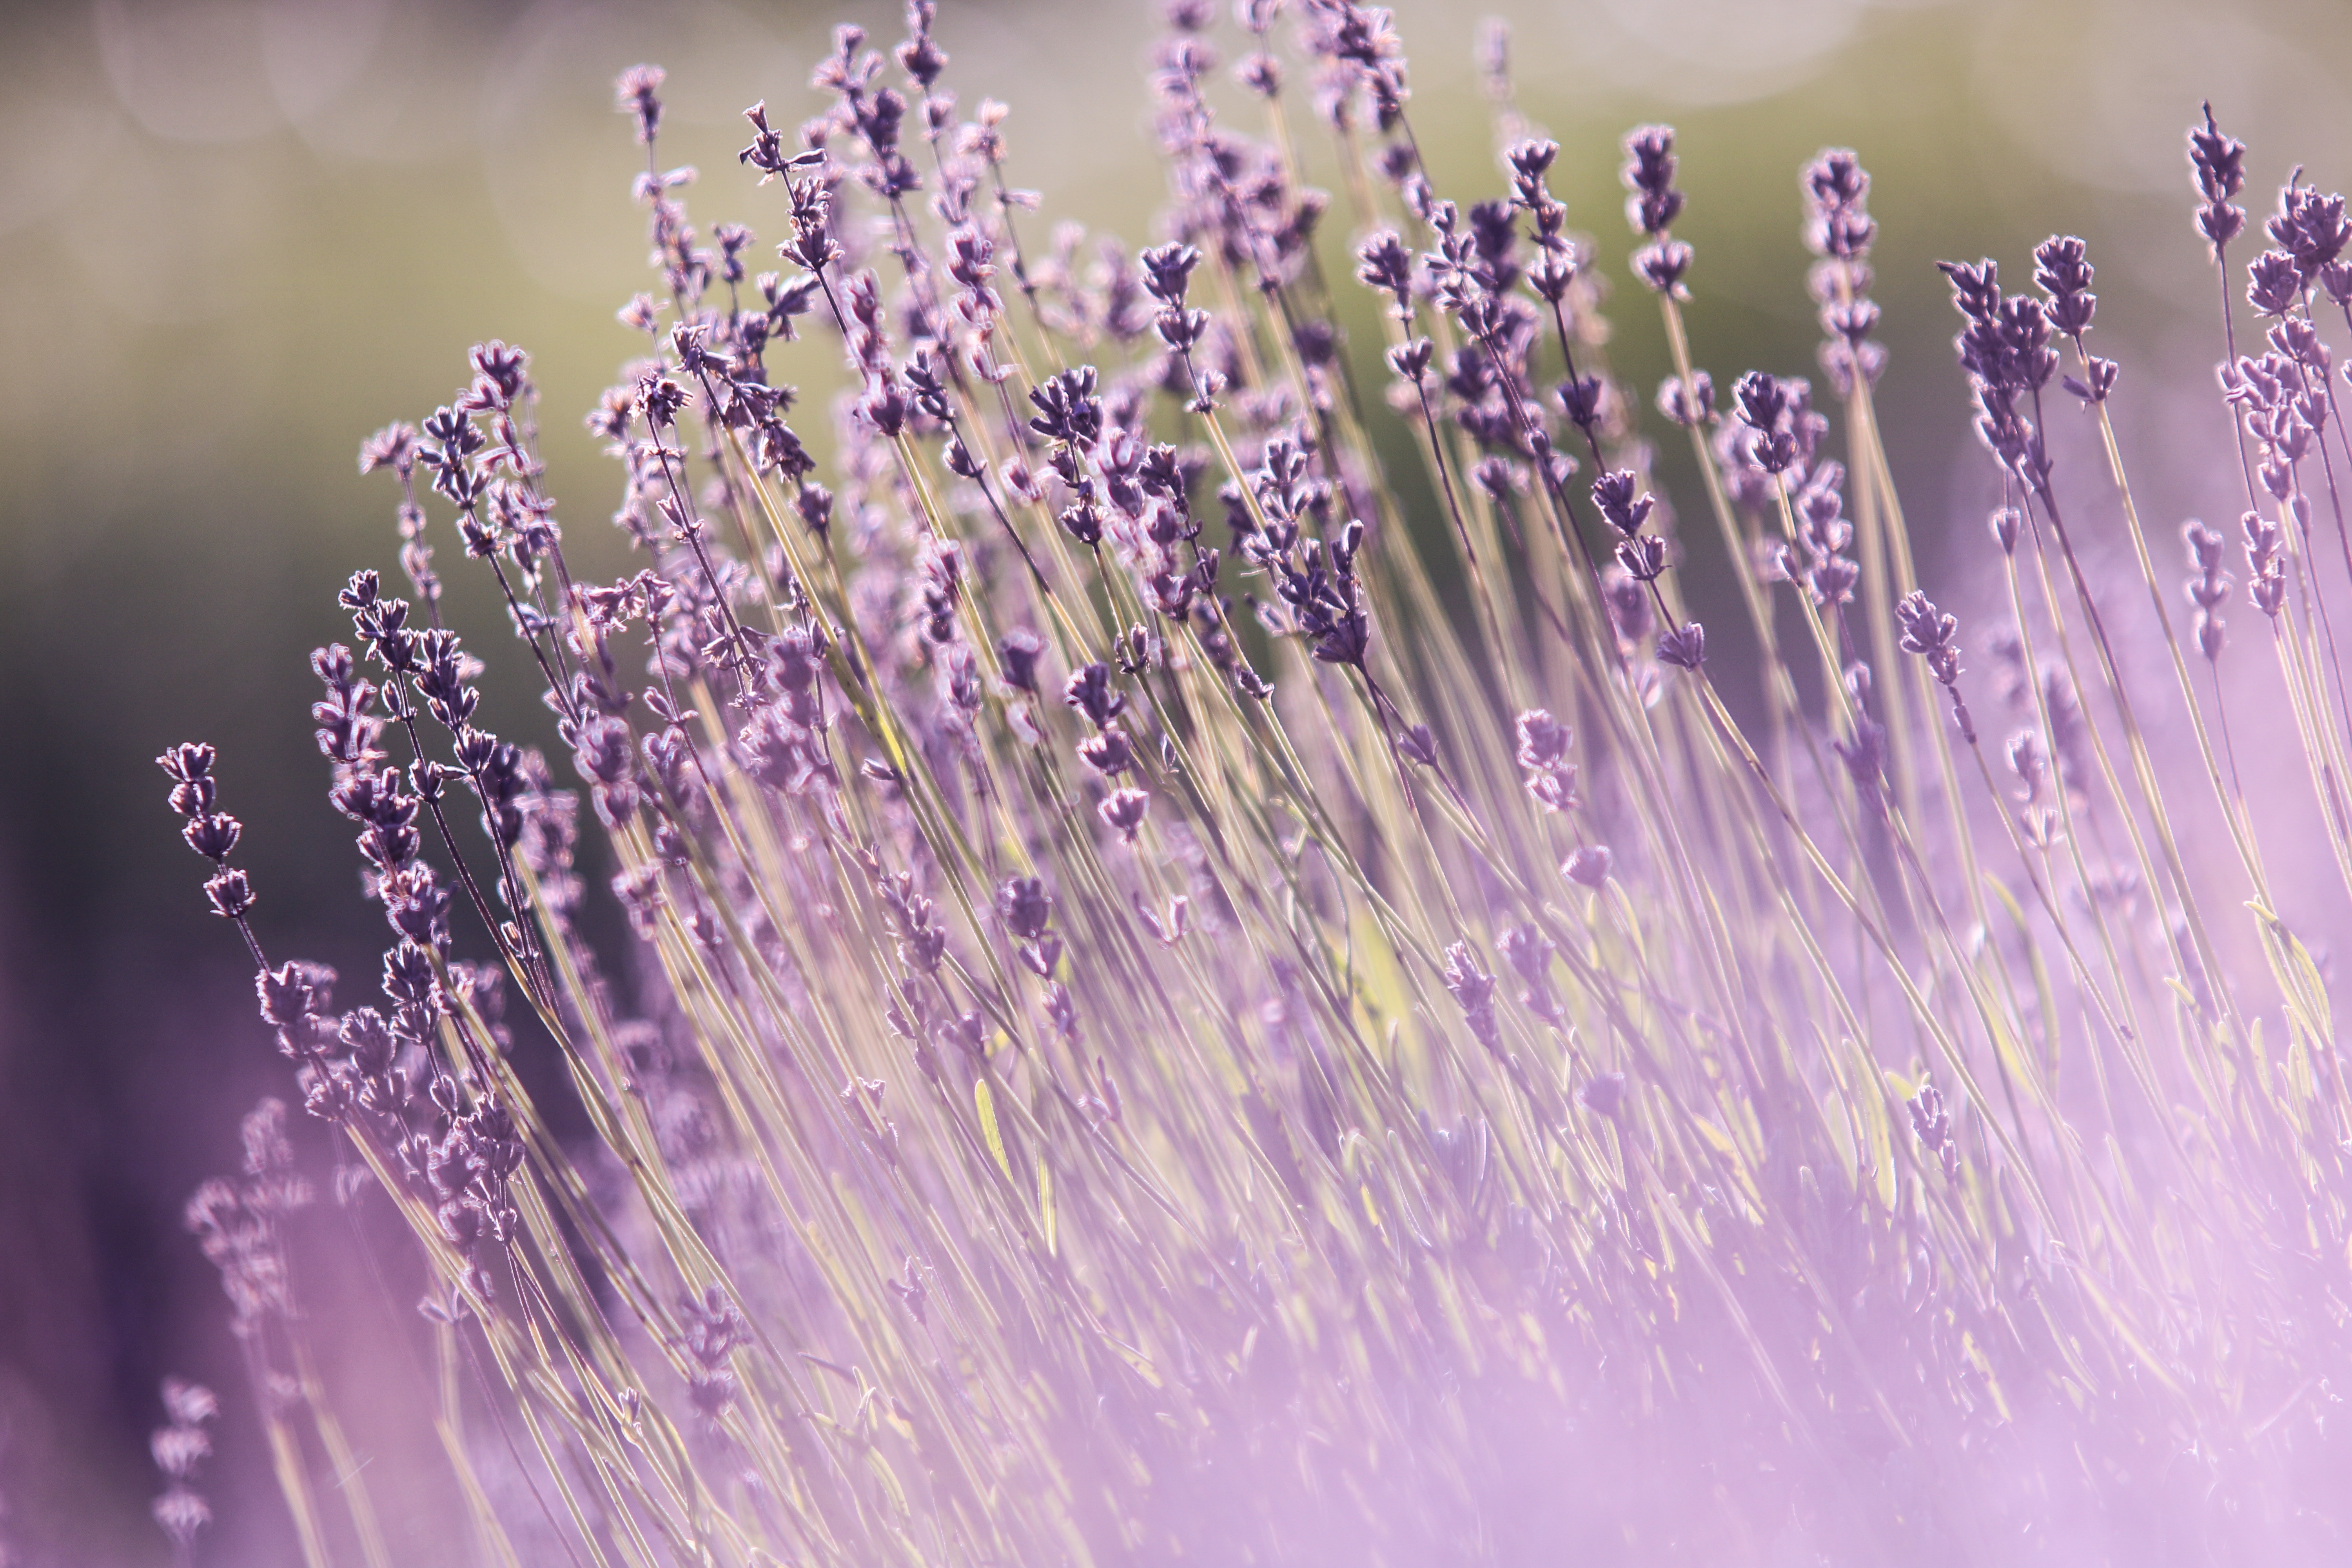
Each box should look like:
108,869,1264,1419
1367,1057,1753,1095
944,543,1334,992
2200,198,2248,255
1896,591,1964,688
1022,931,1065,979
1139,242,1202,308
1657,371,1713,426
1937,258,2001,326
2270,185,2350,280
1098,788,1150,842
340,1007,394,1075
167,778,217,819
996,876,1053,940
1617,536,1666,582
2033,235,2096,336
1357,230,1416,318
1028,366,1103,448
1657,621,1706,670
2248,250,2302,316
1590,470,1654,537
204,869,255,920
857,374,910,437
1514,710,1572,772
2185,519,2227,576
1441,942,1499,1046
572,717,634,786
1497,925,1554,990
1557,375,1606,430
998,628,1045,694
1078,726,1136,776
157,742,216,786
2188,103,2244,206
616,64,665,144
256,962,327,1029
1801,148,1873,260
1388,337,1435,384
183,814,242,862
1527,251,1577,303
2062,357,2119,405
1563,845,1613,888
1620,125,1683,236
1632,239,1692,297
1155,305,1210,354
358,422,418,475
1063,663,1125,728
1579,572,1639,652
1733,370,1787,432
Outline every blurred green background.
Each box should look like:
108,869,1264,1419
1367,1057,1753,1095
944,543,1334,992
3,0,2348,1559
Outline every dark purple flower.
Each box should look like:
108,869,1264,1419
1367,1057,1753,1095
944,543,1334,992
998,628,1045,694
1734,371,1786,432
1515,710,1571,772
1908,1081,1956,1176
897,0,947,86
2248,250,2303,316
2320,259,2352,307
2033,235,2096,336
996,876,1053,941
182,814,242,862
1896,590,1963,687
1996,295,2056,390
2062,357,2119,404
1732,371,1799,473
1356,230,1415,319
1632,239,1692,298
1621,125,1683,236
2189,103,2245,204
1140,243,1202,307
204,869,256,920
1657,621,1706,670
1937,258,2001,326
616,64,666,145
1028,367,1102,448
1063,662,1124,728
158,742,216,788
1657,371,1713,426
1591,470,1654,538
2190,105,2248,257
1098,788,1150,842
1078,726,1136,777
1557,375,1605,430
1441,942,1499,1047
2271,186,2352,280
1800,148,1873,260
1617,535,1666,583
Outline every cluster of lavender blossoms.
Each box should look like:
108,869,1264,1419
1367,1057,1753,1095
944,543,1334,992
152,5,2352,1563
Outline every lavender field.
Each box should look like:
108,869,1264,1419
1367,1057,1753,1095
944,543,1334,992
7,0,2352,1562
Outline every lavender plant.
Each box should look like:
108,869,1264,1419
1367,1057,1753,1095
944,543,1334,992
152,2,2352,1561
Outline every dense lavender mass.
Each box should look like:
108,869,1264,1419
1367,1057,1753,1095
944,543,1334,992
133,2,2352,1563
